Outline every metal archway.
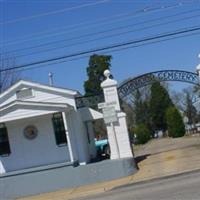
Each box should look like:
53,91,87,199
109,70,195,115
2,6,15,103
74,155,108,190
75,70,199,108
118,70,199,100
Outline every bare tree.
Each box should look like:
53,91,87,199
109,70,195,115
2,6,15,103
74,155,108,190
170,91,185,112
0,54,19,93
128,85,151,107
171,86,200,133
171,87,199,112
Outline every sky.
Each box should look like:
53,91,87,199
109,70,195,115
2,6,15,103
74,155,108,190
0,0,200,94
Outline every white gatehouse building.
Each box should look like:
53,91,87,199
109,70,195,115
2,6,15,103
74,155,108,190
0,80,102,173
0,71,136,199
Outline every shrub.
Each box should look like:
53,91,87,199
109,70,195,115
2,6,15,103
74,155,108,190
166,106,185,138
134,124,151,144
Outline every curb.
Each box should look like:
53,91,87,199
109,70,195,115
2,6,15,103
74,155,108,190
69,168,200,200
18,168,200,200
112,168,200,191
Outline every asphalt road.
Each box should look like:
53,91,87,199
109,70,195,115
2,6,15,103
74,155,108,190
78,170,200,200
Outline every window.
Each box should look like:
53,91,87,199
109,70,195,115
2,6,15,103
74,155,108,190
52,113,67,146
0,123,11,156
16,88,33,99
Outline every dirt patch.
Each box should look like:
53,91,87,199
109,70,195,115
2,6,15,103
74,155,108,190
165,155,175,161
134,136,200,157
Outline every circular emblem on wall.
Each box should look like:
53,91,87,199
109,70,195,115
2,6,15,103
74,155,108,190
24,125,38,140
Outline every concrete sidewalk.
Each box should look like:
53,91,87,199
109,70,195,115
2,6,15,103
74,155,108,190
18,136,200,200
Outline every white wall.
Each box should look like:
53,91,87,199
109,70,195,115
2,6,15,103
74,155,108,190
86,122,97,159
68,110,90,164
0,114,70,173
0,85,76,108
27,89,76,107
0,108,58,123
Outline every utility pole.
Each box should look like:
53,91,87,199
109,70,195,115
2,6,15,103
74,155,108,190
48,72,54,86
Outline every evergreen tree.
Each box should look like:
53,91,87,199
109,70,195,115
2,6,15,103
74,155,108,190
134,124,151,144
149,81,173,131
121,101,135,131
166,106,185,138
83,54,112,138
84,54,112,96
134,90,143,124
134,89,150,126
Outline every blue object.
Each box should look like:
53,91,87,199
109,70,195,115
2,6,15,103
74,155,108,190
95,139,109,156
95,139,108,150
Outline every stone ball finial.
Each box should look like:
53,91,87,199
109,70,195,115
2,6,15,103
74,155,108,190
104,69,111,79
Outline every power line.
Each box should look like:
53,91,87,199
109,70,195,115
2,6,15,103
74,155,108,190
1,25,200,73
7,30,200,74
103,31,200,55
0,2,188,47
4,8,200,56
0,5,150,45
0,0,111,25
0,5,159,46
7,12,200,59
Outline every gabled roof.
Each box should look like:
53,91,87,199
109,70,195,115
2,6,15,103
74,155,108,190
0,100,71,112
0,100,72,123
0,79,80,100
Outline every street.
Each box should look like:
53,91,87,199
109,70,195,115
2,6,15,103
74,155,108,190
17,136,200,200
78,170,200,200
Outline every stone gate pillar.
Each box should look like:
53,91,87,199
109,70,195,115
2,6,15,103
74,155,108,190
101,70,133,159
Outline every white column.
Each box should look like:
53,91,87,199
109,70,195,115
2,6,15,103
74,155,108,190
101,70,133,159
62,112,74,162
86,121,97,158
0,161,5,174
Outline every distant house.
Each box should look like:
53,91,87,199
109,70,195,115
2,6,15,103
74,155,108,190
0,80,102,174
